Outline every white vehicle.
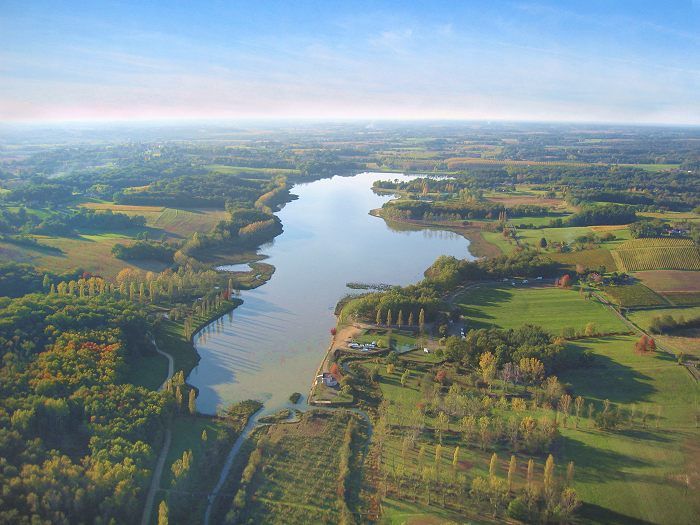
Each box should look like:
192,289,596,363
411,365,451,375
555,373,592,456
523,279,529,284
536,276,543,280
423,348,430,354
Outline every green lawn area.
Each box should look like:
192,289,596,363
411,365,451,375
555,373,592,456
355,328,420,351
161,416,221,488
369,333,700,524
557,336,699,524
456,284,629,335
483,225,630,256
127,352,168,390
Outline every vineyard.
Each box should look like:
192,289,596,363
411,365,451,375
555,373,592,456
612,238,700,272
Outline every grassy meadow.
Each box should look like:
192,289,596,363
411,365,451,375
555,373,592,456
456,284,629,335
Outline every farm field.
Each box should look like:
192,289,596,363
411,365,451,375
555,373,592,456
234,411,364,524
634,270,700,305
456,284,629,335
81,201,228,238
0,232,169,278
549,248,618,272
602,283,670,308
205,164,300,176
635,270,700,293
654,330,700,358
612,238,700,272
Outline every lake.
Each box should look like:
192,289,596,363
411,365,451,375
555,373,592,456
188,172,475,414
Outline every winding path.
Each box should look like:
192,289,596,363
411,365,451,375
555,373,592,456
140,338,175,525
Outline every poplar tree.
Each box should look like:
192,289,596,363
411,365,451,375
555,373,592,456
397,310,403,327
526,458,535,489
566,461,575,486
507,455,517,491
543,454,556,503
386,309,393,327
408,311,414,327
376,309,382,326
158,500,168,525
188,389,196,415
489,452,498,478
418,308,425,332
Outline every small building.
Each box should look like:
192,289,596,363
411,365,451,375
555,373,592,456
316,372,338,387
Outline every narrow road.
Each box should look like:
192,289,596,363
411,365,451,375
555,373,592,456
140,337,175,525
202,407,263,525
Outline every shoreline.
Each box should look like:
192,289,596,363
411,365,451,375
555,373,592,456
369,208,502,259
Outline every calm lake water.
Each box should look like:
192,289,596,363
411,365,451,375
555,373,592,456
189,172,475,414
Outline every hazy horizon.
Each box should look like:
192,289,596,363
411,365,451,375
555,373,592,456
2,1,699,125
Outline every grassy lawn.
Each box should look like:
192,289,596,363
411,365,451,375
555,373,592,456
127,352,168,390
369,332,700,524
456,284,629,335
557,336,700,524
483,225,629,258
627,306,700,332
161,416,221,488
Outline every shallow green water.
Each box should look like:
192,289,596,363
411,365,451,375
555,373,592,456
189,172,474,414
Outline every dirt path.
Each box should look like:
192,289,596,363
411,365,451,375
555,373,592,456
140,338,175,525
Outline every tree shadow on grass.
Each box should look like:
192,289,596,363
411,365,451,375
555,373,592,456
560,342,657,405
580,502,656,525
557,433,651,484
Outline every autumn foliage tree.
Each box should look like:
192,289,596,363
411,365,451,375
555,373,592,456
634,335,656,355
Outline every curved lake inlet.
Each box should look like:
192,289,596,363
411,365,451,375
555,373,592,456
189,172,475,414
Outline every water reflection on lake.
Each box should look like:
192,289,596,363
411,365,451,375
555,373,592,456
189,172,474,414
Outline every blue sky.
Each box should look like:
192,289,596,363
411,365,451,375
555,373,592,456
1,0,699,124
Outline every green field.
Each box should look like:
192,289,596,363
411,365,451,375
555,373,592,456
557,336,699,524
206,164,300,176
0,232,170,278
483,225,629,257
456,285,629,335
161,416,222,488
81,201,228,238
627,306,700,332
368,333,700,524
